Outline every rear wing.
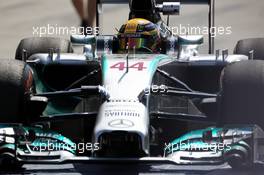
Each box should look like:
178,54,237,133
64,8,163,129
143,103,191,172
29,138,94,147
96,0,215,54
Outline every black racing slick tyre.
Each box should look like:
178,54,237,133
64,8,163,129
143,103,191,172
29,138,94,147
0,59,34,123
0,151,23,170
15,37,73,60
220,60,264,129
234,38,264,60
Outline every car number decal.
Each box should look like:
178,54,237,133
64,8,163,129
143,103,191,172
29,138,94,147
110,62,146,71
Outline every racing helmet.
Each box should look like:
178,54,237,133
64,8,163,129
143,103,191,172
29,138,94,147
117,18,161,53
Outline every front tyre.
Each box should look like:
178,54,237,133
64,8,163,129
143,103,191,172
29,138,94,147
0,59,34,123
220,60,264,169
220,60,264,128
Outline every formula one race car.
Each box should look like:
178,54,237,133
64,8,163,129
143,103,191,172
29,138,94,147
1,0,264,170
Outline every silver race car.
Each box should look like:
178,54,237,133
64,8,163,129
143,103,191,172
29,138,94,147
1,0,264,170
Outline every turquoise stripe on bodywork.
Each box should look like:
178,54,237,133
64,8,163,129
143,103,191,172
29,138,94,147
165,126,253,155
148,55,169,74
0,144,15,151
170,127,222,146
101,54,108,82
165,127,223,153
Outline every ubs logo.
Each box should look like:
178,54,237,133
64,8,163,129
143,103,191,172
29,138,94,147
108,119,134,128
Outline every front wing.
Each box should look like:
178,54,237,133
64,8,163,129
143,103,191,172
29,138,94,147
1,125,263,168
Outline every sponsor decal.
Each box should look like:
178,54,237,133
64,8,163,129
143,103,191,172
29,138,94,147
110,62,146,71
105,109,140,117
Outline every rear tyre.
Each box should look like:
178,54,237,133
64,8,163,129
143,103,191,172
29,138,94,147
0,59,34,123
234,38,264,60
15,37,73,60
220,60,264,129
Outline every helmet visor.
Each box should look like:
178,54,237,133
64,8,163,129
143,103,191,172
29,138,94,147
119,36,153,51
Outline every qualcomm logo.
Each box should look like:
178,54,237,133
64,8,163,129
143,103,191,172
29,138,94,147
108,119,134,128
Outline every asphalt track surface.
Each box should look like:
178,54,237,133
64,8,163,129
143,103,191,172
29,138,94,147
1,0,264,174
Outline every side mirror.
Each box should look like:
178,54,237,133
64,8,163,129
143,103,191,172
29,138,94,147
178,35,204,59
70,35,118,58
156,2,180,15
178,35,204,45
70,35,95,45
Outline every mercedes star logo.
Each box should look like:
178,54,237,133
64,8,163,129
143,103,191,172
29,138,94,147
108,119,134,128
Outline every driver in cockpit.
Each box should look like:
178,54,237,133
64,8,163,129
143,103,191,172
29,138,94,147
117,18,162,53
